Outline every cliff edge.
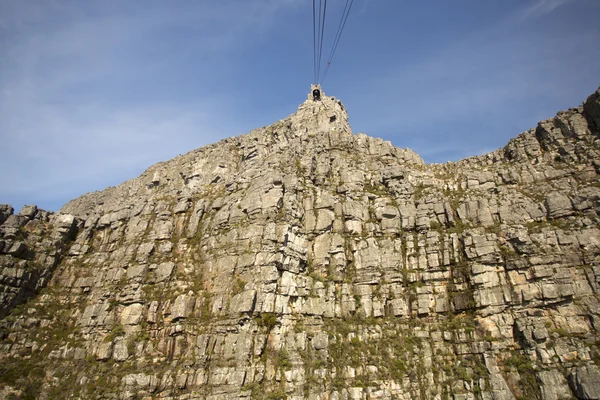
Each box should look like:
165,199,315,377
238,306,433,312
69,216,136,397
1,87,600,399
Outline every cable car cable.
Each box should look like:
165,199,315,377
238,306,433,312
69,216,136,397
321,0,353,84
317,0,328,82
312,0,317,83
326,0,351,65
316,0,322,82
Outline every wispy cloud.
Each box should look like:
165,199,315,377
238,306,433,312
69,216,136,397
358,0,374,14
351,1,600,162
0,0,597,211
0,0,302,211
520,0,576,20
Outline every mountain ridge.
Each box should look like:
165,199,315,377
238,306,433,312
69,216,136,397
59,88,600,219
0,86,600,399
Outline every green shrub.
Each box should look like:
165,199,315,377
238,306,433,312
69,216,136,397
265,389,287,400
233,277,247,295
104,324,126,342
256,313,278,330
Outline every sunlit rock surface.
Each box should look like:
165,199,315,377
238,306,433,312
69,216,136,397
1,87,600,399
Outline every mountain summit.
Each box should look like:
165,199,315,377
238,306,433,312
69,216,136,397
1,87,600,399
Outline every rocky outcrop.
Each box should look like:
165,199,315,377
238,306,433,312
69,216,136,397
1,87,600,399
569,365,600,399
0,205,79,318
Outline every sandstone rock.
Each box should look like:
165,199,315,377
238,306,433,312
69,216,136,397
583,88,600,129
17,205,38,219
121,303,145,325
7,241,27,257
312,332,329,350
2,86,600,399
539,369,572,400
154,261,174,282
54,213,77,238
569,365,600,400
171,294,195,320
231,290,257,314
96,341,113,361
113,340,129,362
0,204,13,226
545,192,574,219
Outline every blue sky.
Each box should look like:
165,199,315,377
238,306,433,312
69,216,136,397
1,0,599,212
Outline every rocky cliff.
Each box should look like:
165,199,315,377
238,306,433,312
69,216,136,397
1,87,600,400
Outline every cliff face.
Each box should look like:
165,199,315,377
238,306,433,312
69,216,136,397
1,87,600,400
0,205,77,319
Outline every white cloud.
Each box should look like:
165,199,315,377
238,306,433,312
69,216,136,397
0,96,240,201
0,0,302,210
351,4,600,162
520,0,576,20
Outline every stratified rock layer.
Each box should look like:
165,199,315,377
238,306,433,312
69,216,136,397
0,205,78,319
1,88,600,399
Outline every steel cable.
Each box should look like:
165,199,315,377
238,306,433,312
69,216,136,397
317,0,327,82
321,0,353,84
312,0,317,83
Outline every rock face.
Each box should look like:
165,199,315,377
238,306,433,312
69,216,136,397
1,87,600,399
0,205,78,319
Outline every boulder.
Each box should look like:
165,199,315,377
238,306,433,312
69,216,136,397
569,365,600,399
